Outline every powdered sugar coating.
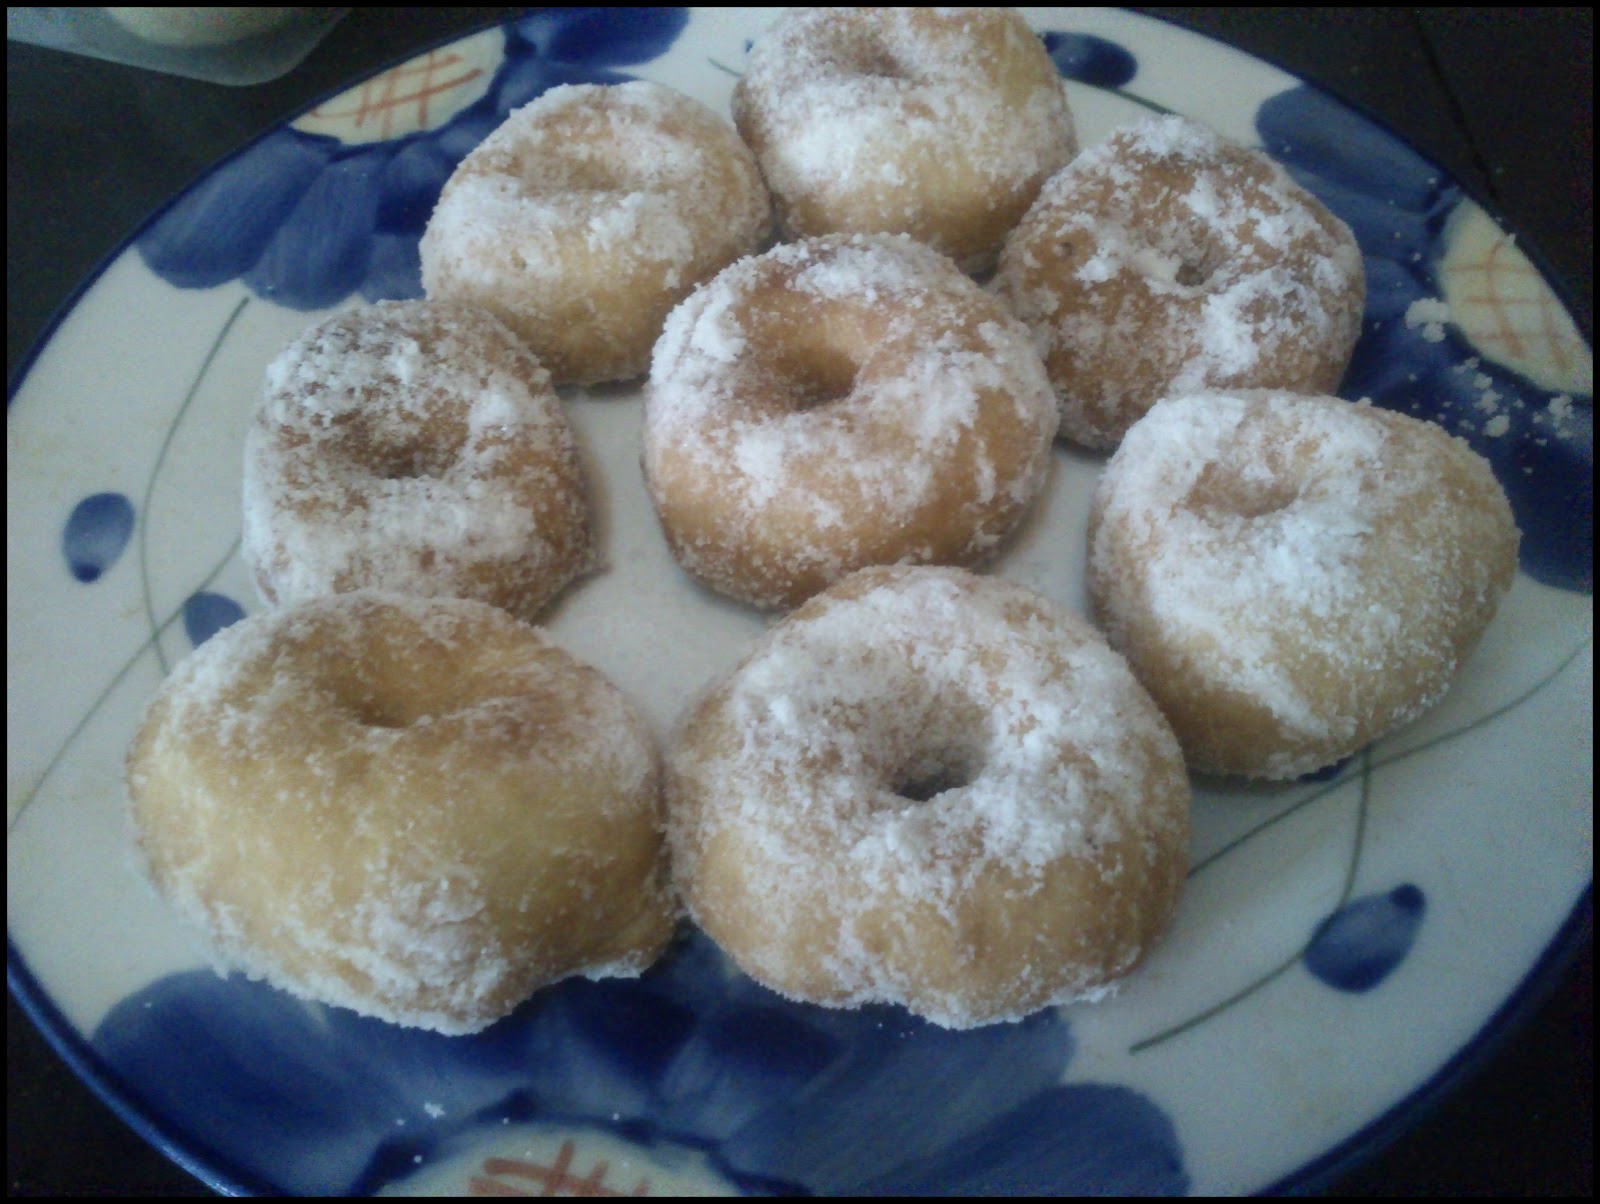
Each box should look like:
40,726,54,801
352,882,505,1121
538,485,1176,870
644,234,1057,609
125,592,674,1034
421,81,771,384
243,300,593,622
734,8,1078,273
994,115,1365,448
1088,391,1520,779
668,566,1190,1028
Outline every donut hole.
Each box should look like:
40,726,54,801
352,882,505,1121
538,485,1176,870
319,677,433,730
852,40,914,82
340,410,466,481
1136,234,1224,291
893,759,977,803
344,693,417,730
1174,257,1214,288
330,675,496,731
773,343,861,412
1122,213,1232,292
321,658,476,731
372,446,458,481
1184,461,1299,520
514,128,636,197
817,21,920,83
885,730,987,805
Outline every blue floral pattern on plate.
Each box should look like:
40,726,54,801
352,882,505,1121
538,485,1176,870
136,8,690,310
180,592,246,648
61,492,135,583
1259,87,1592,592
93,932,1187,1195
1305,886,1428,993
10,8,1593,1198
1042,31,1139,89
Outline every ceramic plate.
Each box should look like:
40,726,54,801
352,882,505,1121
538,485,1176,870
7,8,1592,1196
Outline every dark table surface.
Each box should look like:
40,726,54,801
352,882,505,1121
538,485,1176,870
8,7,1592,1197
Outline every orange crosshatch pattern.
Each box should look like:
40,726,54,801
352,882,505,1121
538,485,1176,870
1440,236,1580,378
468,1141,652,1197
304,50,486,140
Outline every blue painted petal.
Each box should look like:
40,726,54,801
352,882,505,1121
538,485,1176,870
429,109,507,162
93,927,1123,1196
1343,317,1461,405
1305,884,1426,992
1041,31,1138,88
867,1084,1188,1196
1281,167,1455,262
514,977,698,1119
138,132,329,290
719,1008,1075,1194
1360,254,1437,323
93,971,536,1195
632,927,748,1016
651,1004,840,1141
513,7,689,67
1258,86,1446,209
62,492,134,582
1474,401,1594,593
182,592,246,648
135,11,692,308
361,232,426,303
243,148,386,310
376,138,461,233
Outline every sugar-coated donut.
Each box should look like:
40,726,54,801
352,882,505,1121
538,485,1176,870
126,592,674,1034
994,116,1365,449
1088,392,1520,780
243,300,592,623
644,234,1057,610
667,565,1191,1028
420,81,771,385
733,8,1077,274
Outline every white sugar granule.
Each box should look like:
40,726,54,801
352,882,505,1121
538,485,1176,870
1404,298,1451,342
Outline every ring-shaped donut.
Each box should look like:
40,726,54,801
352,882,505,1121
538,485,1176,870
733,7,1078,274
126,592,674,1034
667,565,1191,1028
644,235,1057,609
1087,391,1520,779
421,81,771,385
243,300,593,622
995,116,1365,448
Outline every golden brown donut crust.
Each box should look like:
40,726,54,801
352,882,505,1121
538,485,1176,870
1087,392,1520,779
421,81,771,385
644,235,1057,610
667,566,1190,1028
126,592,674,1034
733,7,1078,273
995,116,1366,449
243,300,593,622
